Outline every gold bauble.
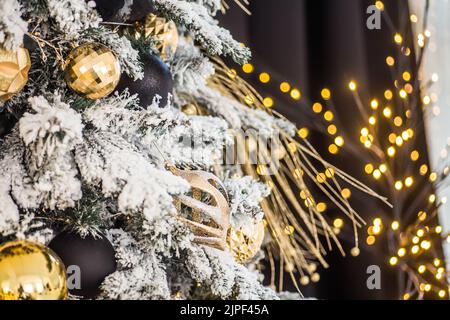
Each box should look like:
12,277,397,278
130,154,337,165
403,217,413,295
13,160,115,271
227,220,265,263
136,14,179,60
0,240,67,300
0,47,31,102
181,103,208,116
64,43,121,100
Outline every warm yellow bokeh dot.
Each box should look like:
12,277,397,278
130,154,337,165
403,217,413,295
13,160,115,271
321,88,331,100
317,202,327,212
394,33,403,44
405,176,414,187
327,124,337,135
391,221,400,231
403,71,411,81
384,90,393,100
365,163,374,174
366,236,376,245
328,144,339,154
397,247,406,257
242,63,254,73
348,81,357,91
373,169,381,180
312,102,323,113
387,146,396,157
375,1,384,10
399,89,407,99
369,116,377,125
388,133,397,144
324,111,334,121
341,188,351,199
394,181,403,190
290,88,301,100
420,164,428,175
280,82,291,93
334,136,344,147
383,107,392,118
386,56,395,66
394,116,403,127
259,72,270,83
298,127,309,139
333,218,344,228
370,99,379,110
389,256,398,265
263,97,274,108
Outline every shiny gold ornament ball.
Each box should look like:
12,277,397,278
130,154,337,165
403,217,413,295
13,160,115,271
0,47,31,102
64,43,121,100
136,14,179,60
0,240,67,300
227,220,265,263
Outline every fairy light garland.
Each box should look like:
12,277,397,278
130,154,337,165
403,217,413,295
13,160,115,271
234,1,449,299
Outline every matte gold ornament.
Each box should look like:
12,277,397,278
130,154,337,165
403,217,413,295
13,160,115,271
0,240,67,300
181,103,200,116
64,43,121,99
0,47,31,102
136,13,179,60
169,166,231,250
227,220,265,263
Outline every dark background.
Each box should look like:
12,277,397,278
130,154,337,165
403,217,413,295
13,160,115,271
219,0,432,299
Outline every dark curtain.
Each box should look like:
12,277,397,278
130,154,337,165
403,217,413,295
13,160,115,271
219,0,432,299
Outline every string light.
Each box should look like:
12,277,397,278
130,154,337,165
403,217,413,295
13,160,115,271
242,63,254,73
290,88,301,100
234,24,450,298
324,111,334,121
313,102,323,113
327,124,337,135
391,221,400,231
321,88,331,100
348,81,357,91
370,99,379,110
386,56,395,66
259,72,270,83
383,107,392,118
280,82,291,93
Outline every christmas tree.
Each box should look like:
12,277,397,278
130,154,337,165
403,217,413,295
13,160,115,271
0,0,383,300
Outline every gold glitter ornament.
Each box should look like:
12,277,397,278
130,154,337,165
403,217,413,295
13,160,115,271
64,43,120,99
227,220,265,263
169,166,230,250
136,13,179,60
0,47,31,102
0,240,67,300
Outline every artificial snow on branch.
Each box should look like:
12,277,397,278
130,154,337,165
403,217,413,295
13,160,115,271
154,0,251,64
84,92,231,168
19,95,83,210
46,0,100,38
0,0,28,50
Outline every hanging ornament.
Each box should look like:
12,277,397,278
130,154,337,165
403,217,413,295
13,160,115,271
0,240,67,300
64,43,121,100
169,166,231,250
227,220,265,263
116,53,173,107
48,231,116,299
0,47,31,102
134,13,179,60
181,103,207,116
87,0,155,23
